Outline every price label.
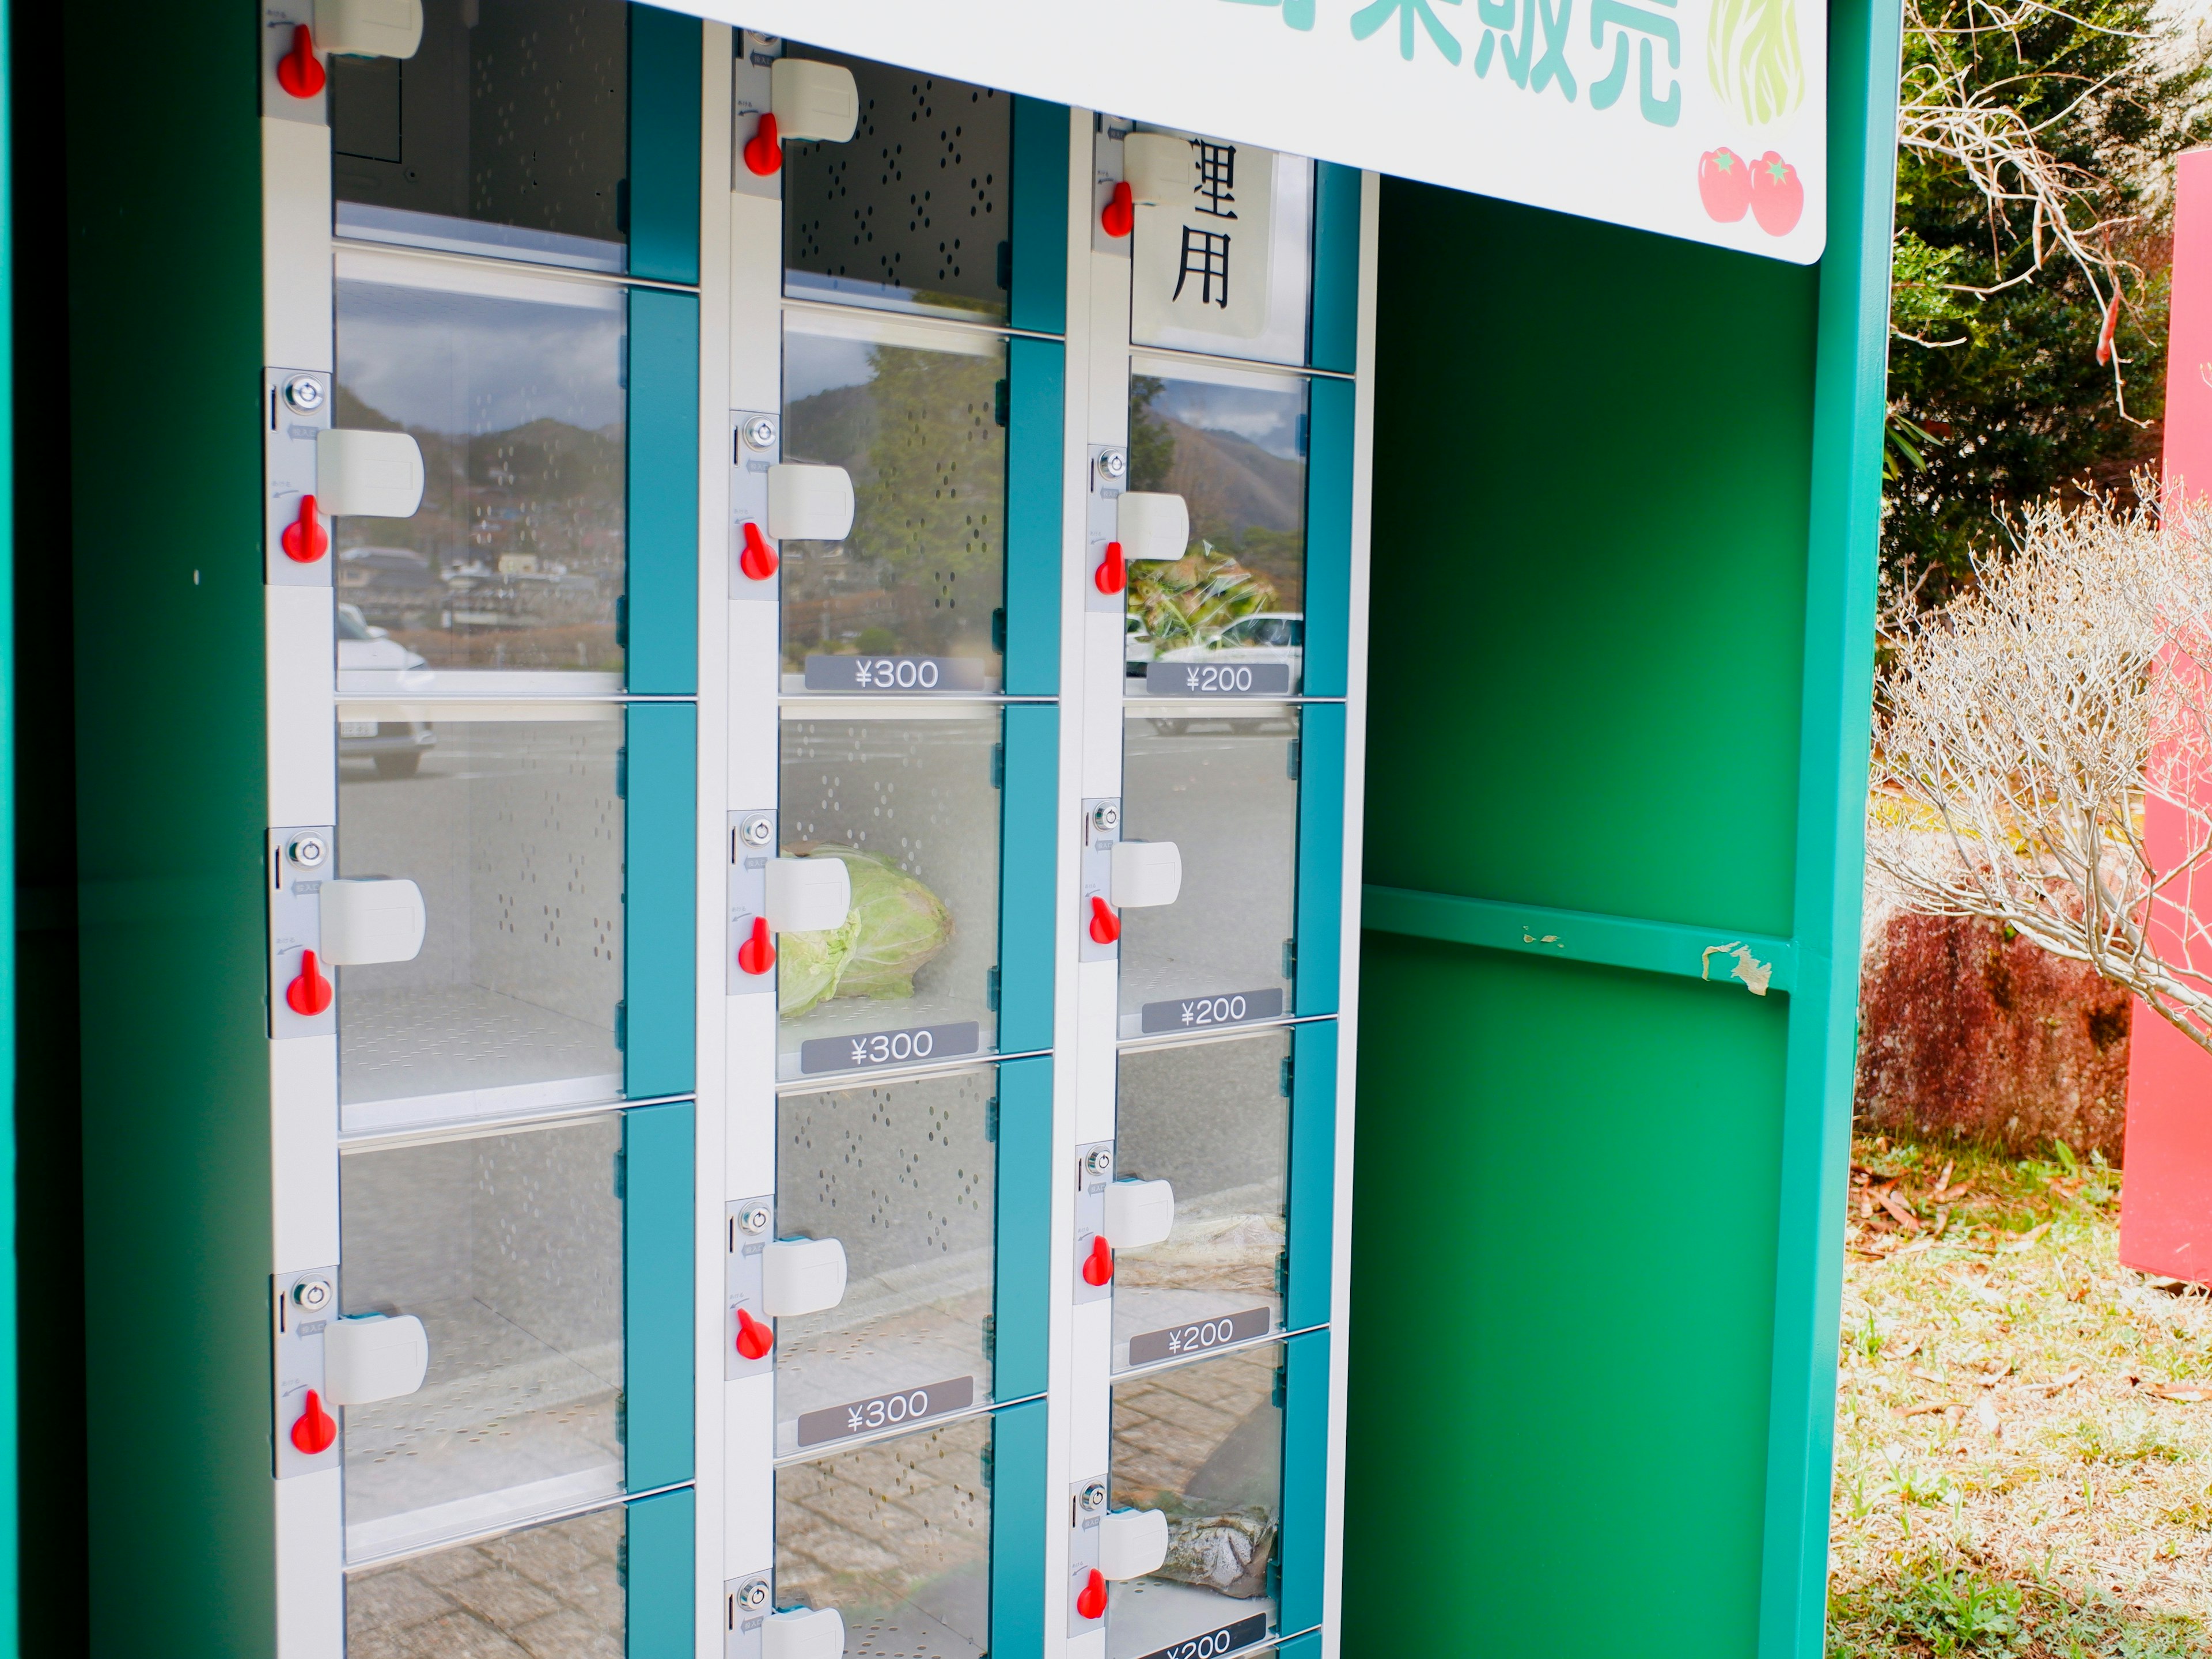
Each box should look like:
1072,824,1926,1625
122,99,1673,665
1144,661,1292,697
1138,988,1283,1035
799,1021,981,1075
1126,1306,1273,1366
796,1375,976,1448
804,654,988,692
1134,1613,1270,1659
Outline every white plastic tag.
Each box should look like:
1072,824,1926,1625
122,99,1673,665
1103,1179,1177,1250
1117,493,1190,563
767,856,853,935
771,59,860,143
319,878,426,966
1111,841,1183,909
316,429,425,520
763,1607,847,1659
767,464,857,543
323,1313,429,1406
315,0,423,57
1099,1508,1171,1581
1123,132,1193,206
762,1237,849,1317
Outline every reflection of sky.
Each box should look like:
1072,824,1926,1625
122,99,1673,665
336,281,625,435
785,331,878,402
1151,377,1306,459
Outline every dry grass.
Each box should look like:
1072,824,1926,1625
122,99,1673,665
1829,1134,2212,1656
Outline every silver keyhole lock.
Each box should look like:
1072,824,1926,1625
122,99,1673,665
737,1203,771,1235
1090,802,1119,834
292,1277,334,1313
1099,448,1127,481
1085,1147,1113,1177
743,416,778,450
737,1579,770,1611
1080,1482,1107,1513
289,835,328,870
283,376,326,414
740,815,774,849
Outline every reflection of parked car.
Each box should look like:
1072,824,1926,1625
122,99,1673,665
336,604,436,778
1126,613,1154,677
1158,611,1304,668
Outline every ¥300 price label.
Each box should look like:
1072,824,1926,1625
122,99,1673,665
1126,1306,1272,1366
1135,1614,1270,1659
804,654,988,692
800,1021,980,1075
796,1375,975,1448
1139,988,1283,1035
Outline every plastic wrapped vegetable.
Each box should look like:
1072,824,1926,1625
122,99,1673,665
776,844,953,1017
1157,1506,1277,1599
775,903,860,1018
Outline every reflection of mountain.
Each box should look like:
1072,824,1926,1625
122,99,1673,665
1156,417,1303,543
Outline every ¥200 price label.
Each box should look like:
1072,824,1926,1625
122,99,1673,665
1138,988,1283,1036
1134,1614,1270,1659
1126,1306,1272,1366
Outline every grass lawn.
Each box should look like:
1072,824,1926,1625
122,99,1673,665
1830,1135,2212,1656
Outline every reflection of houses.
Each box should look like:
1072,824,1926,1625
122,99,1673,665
340,543,613,635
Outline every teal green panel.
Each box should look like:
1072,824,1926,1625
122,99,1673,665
1285,1021,1336,1333
993,1056,1054,1400
66,1,272,1650
1365,183,1816,940
1279,1329,1330,1635
624,701,696,1099
626,5,701,286
624,1101,696,1490
1309,162,1361,374
1010,98,1069,337
626,288,699,695
997,702,1059,1052
625,1486,697,1659
1344,937,1785,1659
1292,703,1343,1017
0,0,18,1637
1004,337,1064,696
988,1399,1049,1659
1302,376,1353,700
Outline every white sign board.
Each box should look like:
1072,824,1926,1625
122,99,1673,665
681,0,1825,263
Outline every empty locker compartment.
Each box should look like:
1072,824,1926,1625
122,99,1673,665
344,1501,624,1654
775,707,1003,1080
771,1067,998,1456
337,1114,624,1565
1108,1343,1283,1659
1112,1031,1289,1372
1117,709,1300,1036
774,1414,995,1659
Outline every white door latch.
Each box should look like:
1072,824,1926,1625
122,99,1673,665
316,429,426,520
1103,1179,1176,1251
316,0,423,57
762,1238,849,1317
771,60,860,143
766,856,853,934
767,463,855,543
763,1605,846,1659
1099,1508,1171,1581
323,1313,430,1406
1117,493,1190,563
319,878,426,966
1111,840,1182,908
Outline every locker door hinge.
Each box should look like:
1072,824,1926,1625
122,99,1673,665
991,606,1007,656
615,1000,628,1051
996,239,1012,291
1273,1249,1289,1297
986,967,1001,1013
615,1518,631,1585
615,593,628,650
615,1391,629,1448
1271,1359,1287,1408
984,1094,999,1142
979,1440,995,1488
994,378,1009,428
1286,737,1301,781
612,1147,627,1201
1281,938,1297,982
981,1313,997,1361
616,745,628,800
991,743,1005,789
1279,1054,1293,1098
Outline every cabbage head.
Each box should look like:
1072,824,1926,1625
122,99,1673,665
775,844,952,1016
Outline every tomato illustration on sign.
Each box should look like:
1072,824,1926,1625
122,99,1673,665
1698,148,1753,222
1749,151,1805,235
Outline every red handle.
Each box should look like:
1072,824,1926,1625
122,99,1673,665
281,494,329,564
1075,1568,1107,1620
1094,540,1126,596
276,24,325,99
1088,896,1120,945
1081,1233,1115,1287
739,520,779,582
1101,180,1134,239
737,915,777,976
285,949,333,1017
744,113,784,177
290,1388,336,1455
735,1307,774,1360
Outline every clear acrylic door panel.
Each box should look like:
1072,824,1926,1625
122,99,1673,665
336,706,623,1134
1124,365,1308,696
344,1502,625,1656
1112,1032,1289,1372
777,708,1002,1079
1108,1344,1283,1659
329,0,629,273
333,250,627,691
339,1116,625,1564
775,1414,994,1659
782,51,1011,323
1118,709,1300,1035
774,1067,997,1456
781,313,1008,690
1125,132,1312,368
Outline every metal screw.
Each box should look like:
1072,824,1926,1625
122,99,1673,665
741,815,774,848
1090,802,1119,834
1080,1482,1107,1512
1085,1146,1113,1177
737,1579,770,1611
743,416,778,450
1099,449,1127,480
292,1277,334,1313
737,1203,771,1234
283,376,326,414
290,835,328,870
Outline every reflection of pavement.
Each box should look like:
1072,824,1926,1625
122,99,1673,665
340,985,620,1126
1120,717,1299,1025
777,1418,993,1659
777,1277,993,1454
344,1503,624,1659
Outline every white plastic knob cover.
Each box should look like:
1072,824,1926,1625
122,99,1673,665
323,1313,430,1406
1116,493,1190,563
315,0,424,57
761,1237,849,1317
770,59,860,143
766,463,857,543
766,856,853,935
1110,840,1183,909
319,878,427,966
1123,132,1193,206
316,429,426,519
762,1606,847,1659
1099,1508,1171,1581
1102,1179,1177,1251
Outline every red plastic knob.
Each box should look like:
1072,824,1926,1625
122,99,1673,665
1094,540,1126,596
1075,1568,1107,1621
737,915,777,976
276,24,325,99
744,113,784,177
739,520,779,582
1082,1234,1115,1287
290,1388,336,1455
736,1307,774,1360
1101,180,1134,239
1089,896,1120,945
282,494,328,563
286,949,333,1017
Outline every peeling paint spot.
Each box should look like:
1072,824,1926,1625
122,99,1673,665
1521,930,1565,949
1702,941,1773,995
